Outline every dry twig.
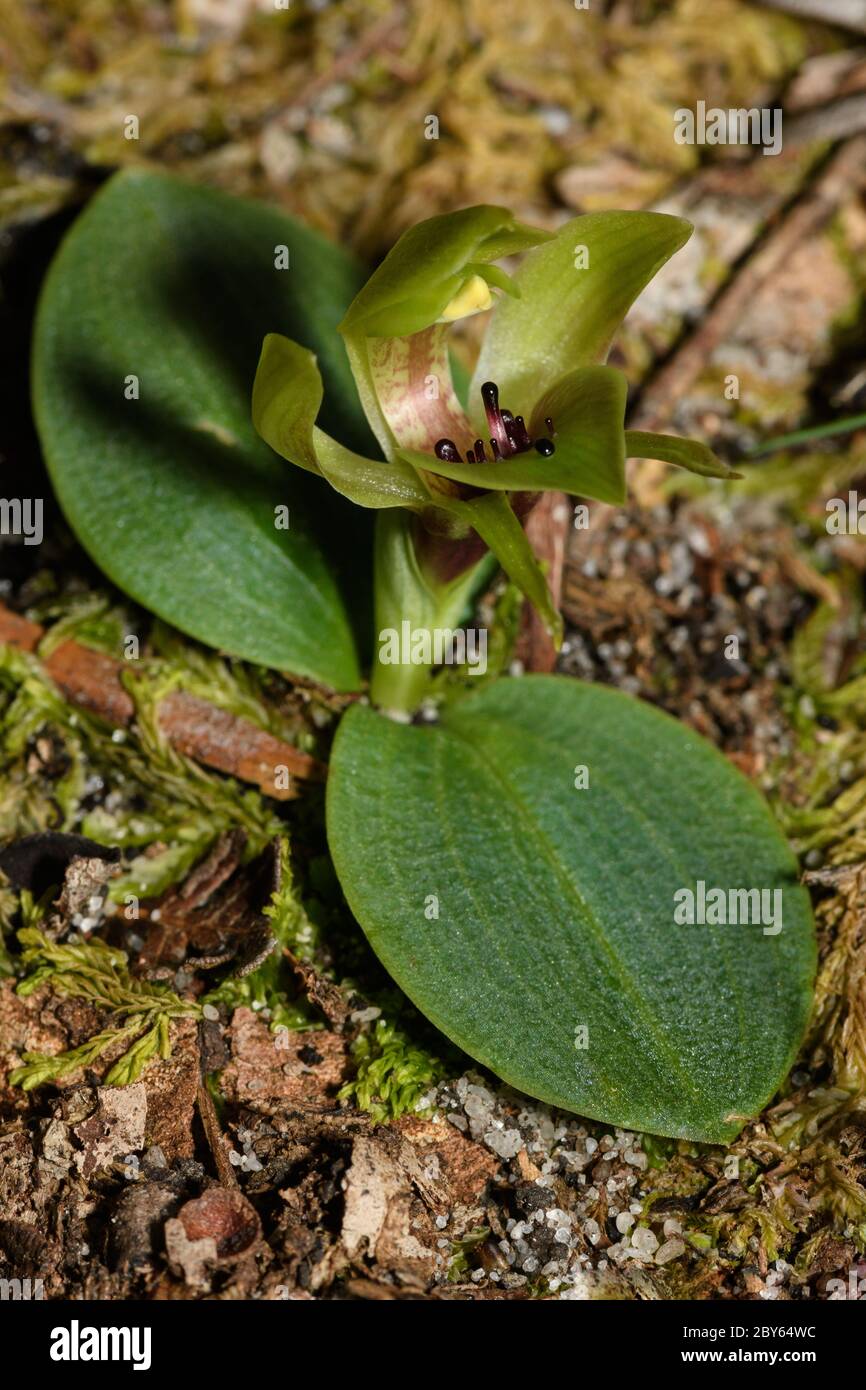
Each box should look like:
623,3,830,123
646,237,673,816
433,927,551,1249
0,604,323,798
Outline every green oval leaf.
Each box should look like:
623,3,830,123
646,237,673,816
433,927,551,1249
33,169,377,691
327,677,815,1142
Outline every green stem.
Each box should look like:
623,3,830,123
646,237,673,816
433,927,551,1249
370,510,489,714
748,413,866,459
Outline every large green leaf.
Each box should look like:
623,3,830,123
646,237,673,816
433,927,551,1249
33,169,377,691
327,677,815,1142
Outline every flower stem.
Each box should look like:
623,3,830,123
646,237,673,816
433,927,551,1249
370,510,489,715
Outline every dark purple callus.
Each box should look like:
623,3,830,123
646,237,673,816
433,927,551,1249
483,381,510,456
434,439,462,463
434,379,556,467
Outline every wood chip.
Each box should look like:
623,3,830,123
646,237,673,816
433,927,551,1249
0,601,323,796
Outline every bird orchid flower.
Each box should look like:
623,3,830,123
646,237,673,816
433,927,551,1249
253,206,736,711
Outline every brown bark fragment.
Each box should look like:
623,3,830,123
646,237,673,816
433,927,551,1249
45,639,135,724
221,1007,348,1111
341,1133,438,1287
72,1084,147,1178
0,608,43,651
515,490,570,672
157,689,318,796
142,836,278,976
630,137,866,434
196,1077,238,1190
0,602,323,797
283,948,352,1030
396,1115,499,1206
142,1018,200,1162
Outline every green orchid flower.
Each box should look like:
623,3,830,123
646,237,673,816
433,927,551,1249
253,205,737,712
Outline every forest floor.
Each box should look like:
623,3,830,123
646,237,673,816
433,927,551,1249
0,0,865,1300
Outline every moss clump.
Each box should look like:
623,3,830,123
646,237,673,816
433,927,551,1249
9,926,201,1090
339,1017,447,1123
203,839,323,1033
0,635,285,900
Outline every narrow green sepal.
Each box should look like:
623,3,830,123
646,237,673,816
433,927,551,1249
443,492,563,646
625,430,742,480
253,333,429,508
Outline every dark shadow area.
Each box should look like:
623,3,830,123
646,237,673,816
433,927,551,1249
0,205,78,590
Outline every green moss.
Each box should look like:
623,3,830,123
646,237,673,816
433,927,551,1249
339,1017,447,1123
447,1226,490,1282
640,1132,676,1170
0,638,285,900
9,926,201,1090
203,839,322,1033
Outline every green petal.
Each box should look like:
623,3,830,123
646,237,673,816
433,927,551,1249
443,491,563,645
314,430,432,508
625,430,742,480
339,206,553,340
470,211,692,424
399,365,627,505
252,331,322,474
253,333,429,509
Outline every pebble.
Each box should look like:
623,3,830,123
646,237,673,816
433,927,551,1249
582,1219,601,1245
484,1127,524,1159
656,1237,686,1265
631,1226,659,1256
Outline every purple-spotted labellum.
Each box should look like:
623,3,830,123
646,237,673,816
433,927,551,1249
435,381,555,465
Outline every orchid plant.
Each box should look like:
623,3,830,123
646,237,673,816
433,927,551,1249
30,173,813,1142
252,205,736,712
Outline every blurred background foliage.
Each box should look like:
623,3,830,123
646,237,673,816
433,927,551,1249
0,0,820,251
